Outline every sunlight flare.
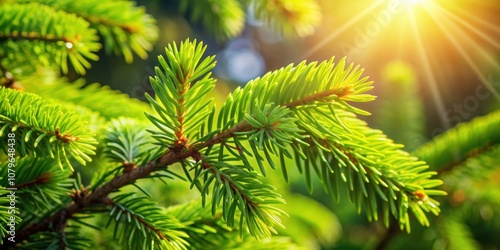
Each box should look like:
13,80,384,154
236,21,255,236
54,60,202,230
405,0,422,5
409,11,450,129
301,0,385,59
426,2,500,100
403,0,430,8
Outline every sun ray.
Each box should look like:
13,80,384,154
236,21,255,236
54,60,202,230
430,3,500,72
409,11,451,130
395,18,406,58
446,3,500,35
478,49,500,73
433,3,500,50
300,0,385,59
424,2,500,101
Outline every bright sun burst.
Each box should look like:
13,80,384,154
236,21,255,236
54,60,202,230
409,0,500,127
404,0,423,6
302,0,500,132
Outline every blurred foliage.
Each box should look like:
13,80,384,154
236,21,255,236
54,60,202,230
376,61,426,151
371,62,500,250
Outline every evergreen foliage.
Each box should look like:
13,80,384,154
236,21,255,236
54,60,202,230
0,0,498,249
244,0,321,37
34,0,159,63
414,110,500,172
179,0,321,39
377,61,426,151
0,2,100,75
180,0,245,40
0,88,97,170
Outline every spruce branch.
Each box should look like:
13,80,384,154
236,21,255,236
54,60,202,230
103,118,159,167
145,39,216,149
27,0,158,62
292,107,444,231
215,57,375,130
0,3,100,75
436,144,496,175
9,121,256,245
0,88,97,170
180,0,245,39
0,188,22,245
244,0,322,37
414,110,500,173
11,81,343,244
0,157,74,226
178,0,321,39
10,40,445,246
2,0,497,248
194,158,286,239
101,194,188,250
205,53,444,231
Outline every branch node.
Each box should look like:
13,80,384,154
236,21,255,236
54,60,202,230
55,127,79,143
70,188,88,208
123,161,137,173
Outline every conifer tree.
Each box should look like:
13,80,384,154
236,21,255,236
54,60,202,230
0,0,498,249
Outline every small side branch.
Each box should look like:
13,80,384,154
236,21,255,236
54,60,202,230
102,197,169,241
202,162,258,207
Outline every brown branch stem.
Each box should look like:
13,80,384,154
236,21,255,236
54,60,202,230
13,173,52,189
0,32,79,44
66,12,141,34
